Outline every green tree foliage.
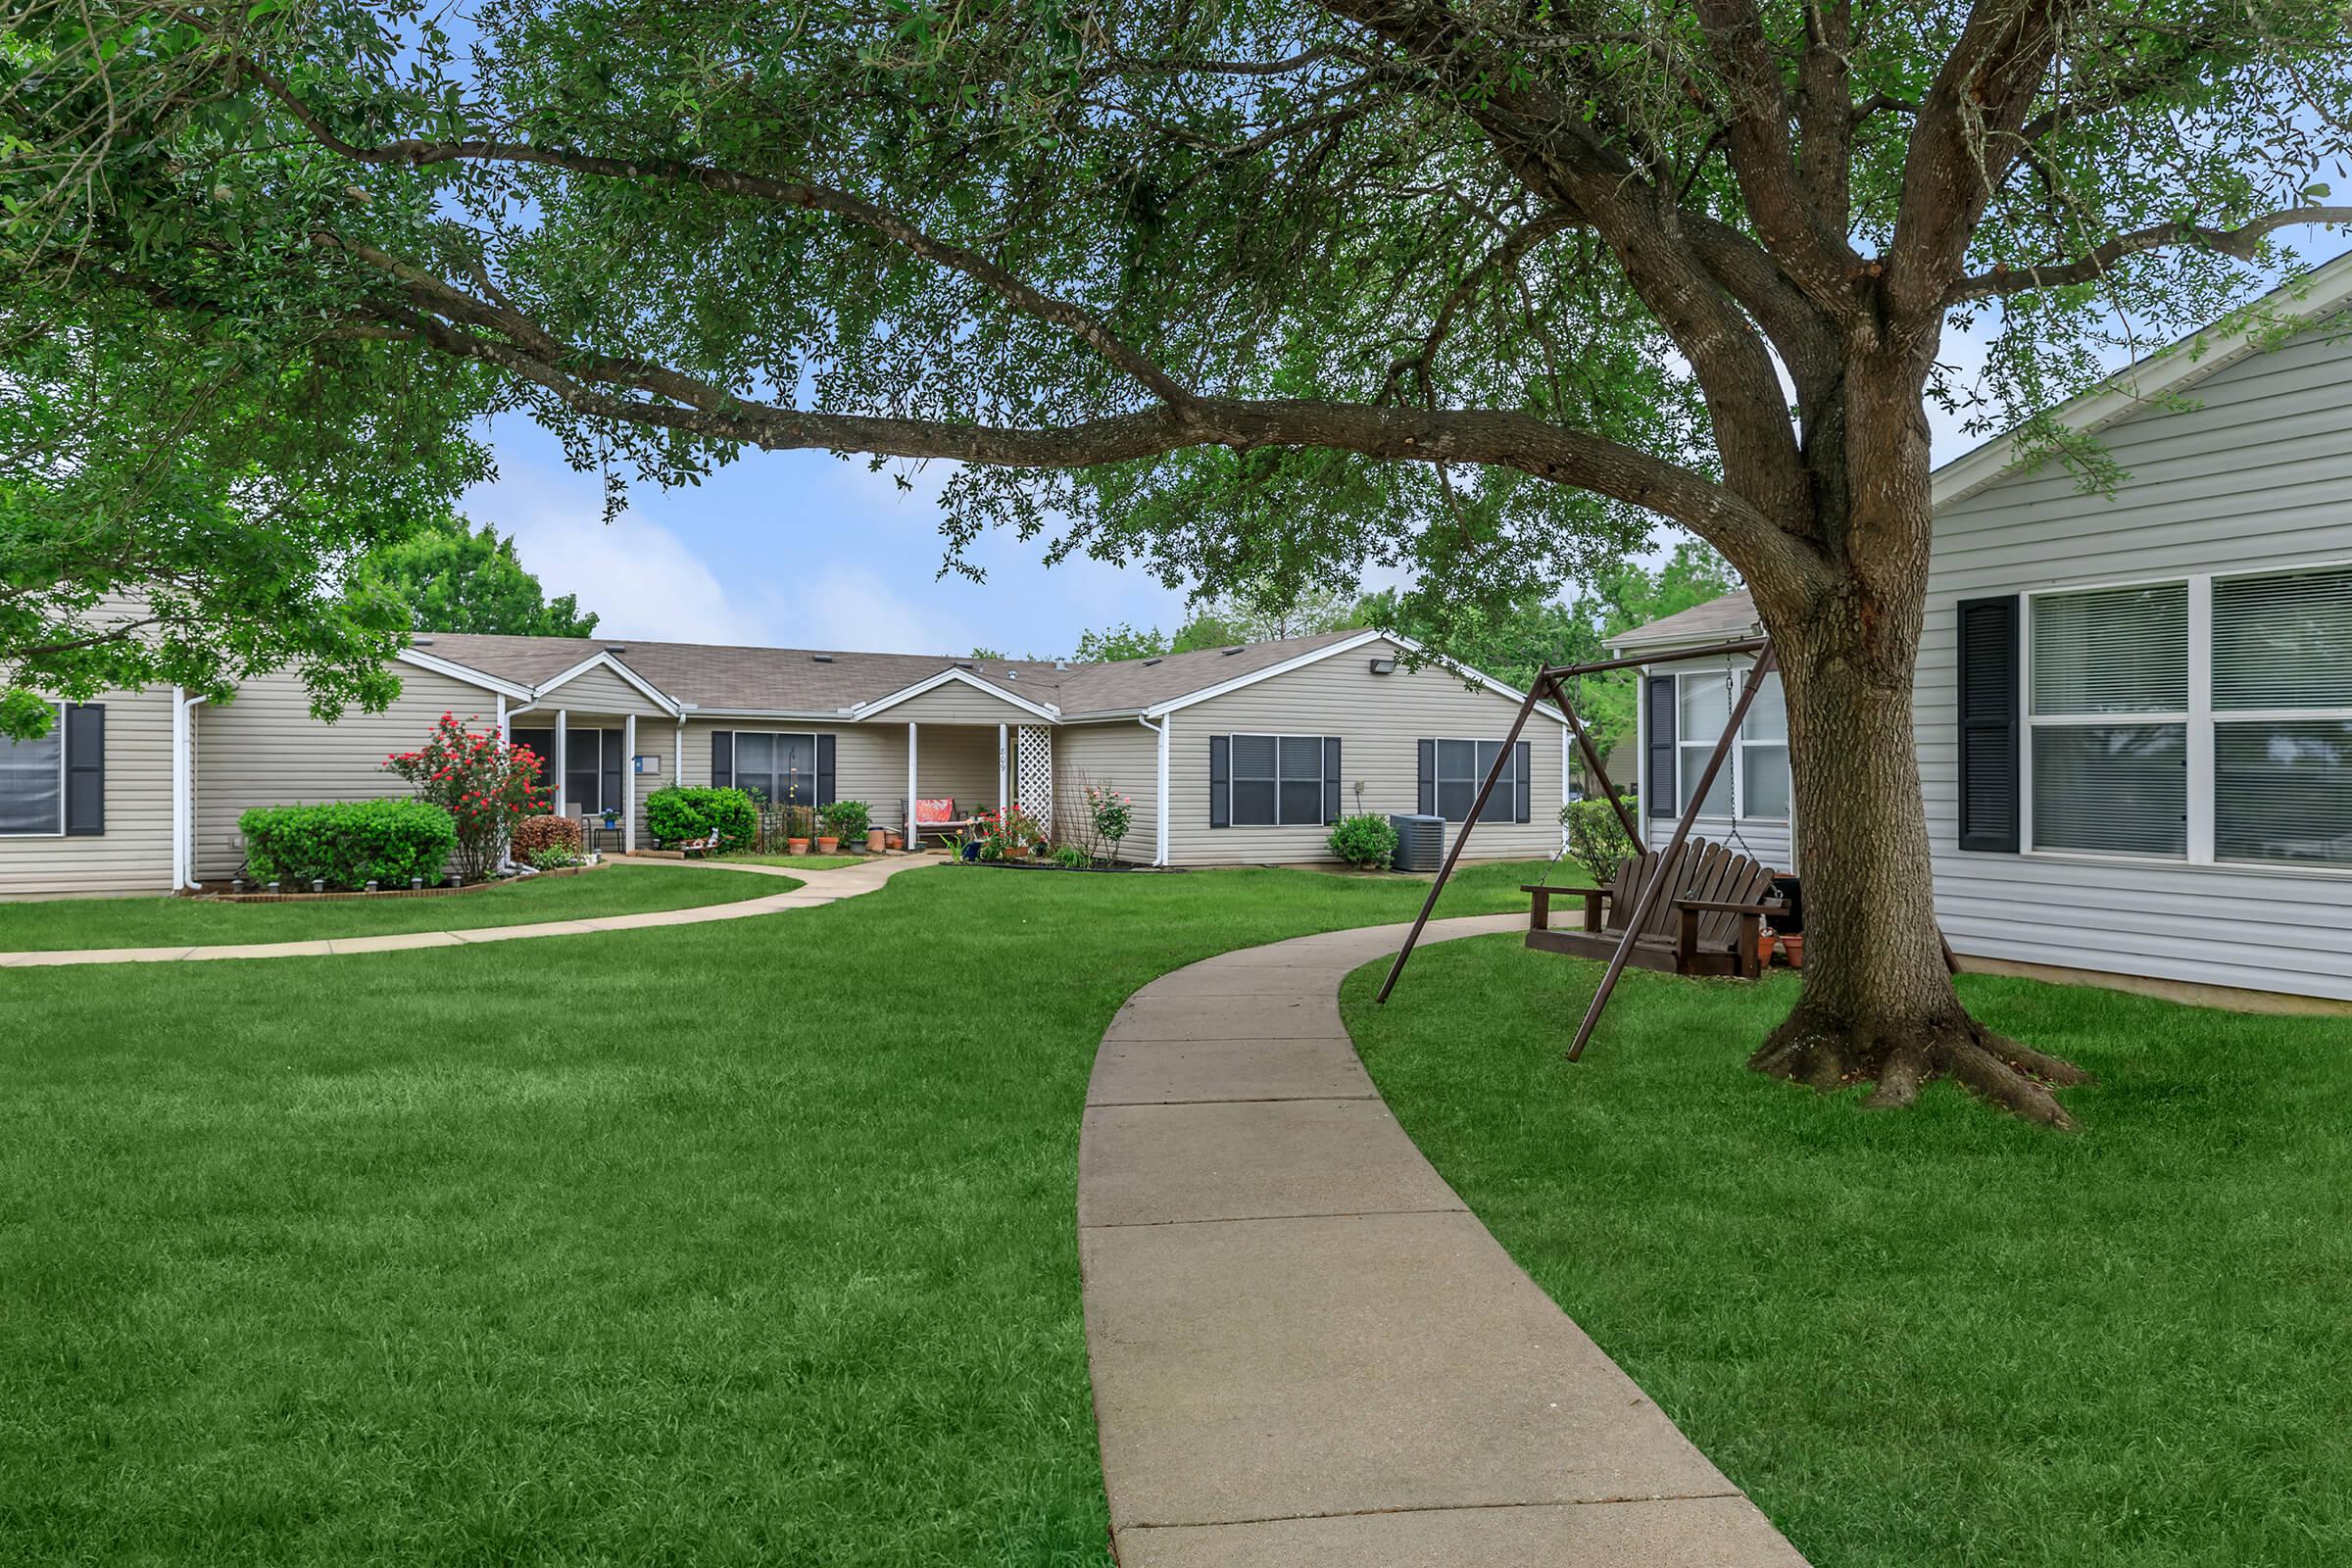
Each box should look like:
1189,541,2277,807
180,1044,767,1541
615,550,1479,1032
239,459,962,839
1071,623,1170,663
10,0,2343,1109
352,517,599,638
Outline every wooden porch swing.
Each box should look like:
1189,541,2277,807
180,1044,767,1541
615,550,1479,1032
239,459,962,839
1374,633,1789,1060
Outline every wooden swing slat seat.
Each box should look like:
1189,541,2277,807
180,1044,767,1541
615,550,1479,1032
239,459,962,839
1523,838,1787,979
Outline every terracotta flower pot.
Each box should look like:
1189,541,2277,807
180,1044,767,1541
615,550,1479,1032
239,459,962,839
814,836,839,854
885,831,904,851
787,837,810,855
1005,842,1029,859
866,828,887,853
1779,933,1804,969
1756,927,1777,969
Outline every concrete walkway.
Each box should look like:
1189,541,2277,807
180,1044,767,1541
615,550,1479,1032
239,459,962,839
0,854,933,967
1079,914,1808,1567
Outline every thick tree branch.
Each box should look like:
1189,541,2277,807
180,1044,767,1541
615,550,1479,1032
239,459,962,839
1948,207,2352,301
246,63,1197,408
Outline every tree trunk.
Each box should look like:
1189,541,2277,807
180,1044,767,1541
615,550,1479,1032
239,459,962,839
1743,363,2091,1127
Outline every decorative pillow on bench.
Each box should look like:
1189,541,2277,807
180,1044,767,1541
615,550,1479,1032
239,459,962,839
913,798,959,824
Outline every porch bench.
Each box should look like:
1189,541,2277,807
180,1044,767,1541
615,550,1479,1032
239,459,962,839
910,798,980,847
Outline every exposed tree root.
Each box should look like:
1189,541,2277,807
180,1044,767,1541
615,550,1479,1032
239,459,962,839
1748,1007,2095,1129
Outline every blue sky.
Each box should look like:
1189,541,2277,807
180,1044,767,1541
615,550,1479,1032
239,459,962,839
468,238,2351,658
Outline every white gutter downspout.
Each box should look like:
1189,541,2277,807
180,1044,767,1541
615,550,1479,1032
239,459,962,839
1138,712,1169,867
171,689,189,890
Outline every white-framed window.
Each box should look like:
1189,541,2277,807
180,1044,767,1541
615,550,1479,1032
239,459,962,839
1432,738,1516,822
1674,667,1789,818
731,730,820,808
1231,733,1325,826
2026,562,2352,868
0,702,67,837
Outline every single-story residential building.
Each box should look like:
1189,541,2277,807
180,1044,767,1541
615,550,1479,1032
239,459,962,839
1613,249,2352,1006
0,628,1572,896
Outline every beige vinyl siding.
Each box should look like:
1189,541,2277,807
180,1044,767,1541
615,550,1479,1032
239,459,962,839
678,719,998,835
1921,315,2352,1002
1163,639,1567,865
1053,720,1158,858
534,661,673,717
0,686,175,897
872,681,1046,726
194,666,504,881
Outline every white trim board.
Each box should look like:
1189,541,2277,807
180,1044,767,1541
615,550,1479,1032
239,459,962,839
1142,630,1571,724
1932,249,2352,510
852,664,1061,722
530,650,683,716
395,647,535,703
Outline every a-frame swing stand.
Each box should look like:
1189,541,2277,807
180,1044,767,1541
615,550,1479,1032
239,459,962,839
1374,634,1785,1060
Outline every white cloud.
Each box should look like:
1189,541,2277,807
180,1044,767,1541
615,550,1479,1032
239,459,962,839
791,564,969,654
507,507,770,645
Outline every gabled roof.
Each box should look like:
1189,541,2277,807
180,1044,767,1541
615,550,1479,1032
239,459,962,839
1612,248,2352,653
1933,247,2352,508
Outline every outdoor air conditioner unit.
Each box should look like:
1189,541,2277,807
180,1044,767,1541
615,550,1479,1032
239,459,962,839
1390,813,1446,873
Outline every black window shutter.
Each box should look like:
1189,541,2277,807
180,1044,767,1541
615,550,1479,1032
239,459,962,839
1644,675,1677,819
1322,737,1342,823
64,703,104,836
1208,734,1231,828
600,731,622,813
1514,741,1533,823
815,734,837,808
711,731,734,789
1957,595,2022,853
1417,738,1436,815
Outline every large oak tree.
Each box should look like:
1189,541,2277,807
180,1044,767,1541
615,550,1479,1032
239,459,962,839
7,0,2348,1121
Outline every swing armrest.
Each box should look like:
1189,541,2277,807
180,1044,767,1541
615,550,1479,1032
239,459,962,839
1525,884,1611,933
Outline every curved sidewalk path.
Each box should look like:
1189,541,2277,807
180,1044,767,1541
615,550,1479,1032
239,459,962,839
1079,914,1807,1567
0,855,932,968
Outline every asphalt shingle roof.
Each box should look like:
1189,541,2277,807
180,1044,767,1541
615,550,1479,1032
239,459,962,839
412,627,1369,718
1606,590,1761,650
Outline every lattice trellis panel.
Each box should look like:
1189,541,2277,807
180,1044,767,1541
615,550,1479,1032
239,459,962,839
1015,725,1054,820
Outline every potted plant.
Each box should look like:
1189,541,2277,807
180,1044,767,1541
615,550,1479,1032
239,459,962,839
866,827,888,854
601,806,620,832
821,800,870,856
785,803,812,856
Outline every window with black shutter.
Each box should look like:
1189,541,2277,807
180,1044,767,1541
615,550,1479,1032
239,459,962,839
1644,674,1677,818
1957,595,2022,852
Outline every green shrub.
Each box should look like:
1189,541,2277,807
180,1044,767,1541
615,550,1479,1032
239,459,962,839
1050,845,1090,868
821,799,871,842
239,800,457,889
1327,812,1400,870
512,814,582,856
527,846,585,870
646,786,756,850
1563,796,1637,886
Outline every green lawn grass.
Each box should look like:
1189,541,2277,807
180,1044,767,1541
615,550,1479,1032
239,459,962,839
0,865,789,951
1342,936,2352,1568
0,860,1541,1566
710,851,864,871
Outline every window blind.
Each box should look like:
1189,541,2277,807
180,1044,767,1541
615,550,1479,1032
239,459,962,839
2032,583,2188,714
2215,719,2352,865
2213,564,2352,710
2032,724,2186,857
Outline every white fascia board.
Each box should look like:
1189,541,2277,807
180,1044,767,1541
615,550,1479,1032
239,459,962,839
851,665,1061,722
677,707,851,721
1931,249,2352,509
396,646,535,703
1146,629,1567,722
530,650,683,716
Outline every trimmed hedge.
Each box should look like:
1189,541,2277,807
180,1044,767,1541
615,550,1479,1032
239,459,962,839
645,786,756,851
513,814,583,856
239,800,458,889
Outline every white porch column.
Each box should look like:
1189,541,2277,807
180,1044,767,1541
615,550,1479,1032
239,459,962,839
496,695,509,744
906,721,919,845
554,710,569,817
998,722,1008,813
623,713,638,854
170,687,189,890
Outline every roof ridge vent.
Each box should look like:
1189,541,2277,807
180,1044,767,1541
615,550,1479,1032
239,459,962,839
412,637,434,647
1141,657,1162,666
1222,645,1246,656
604,645,627,654
810,653,834,662
956,660,976,669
